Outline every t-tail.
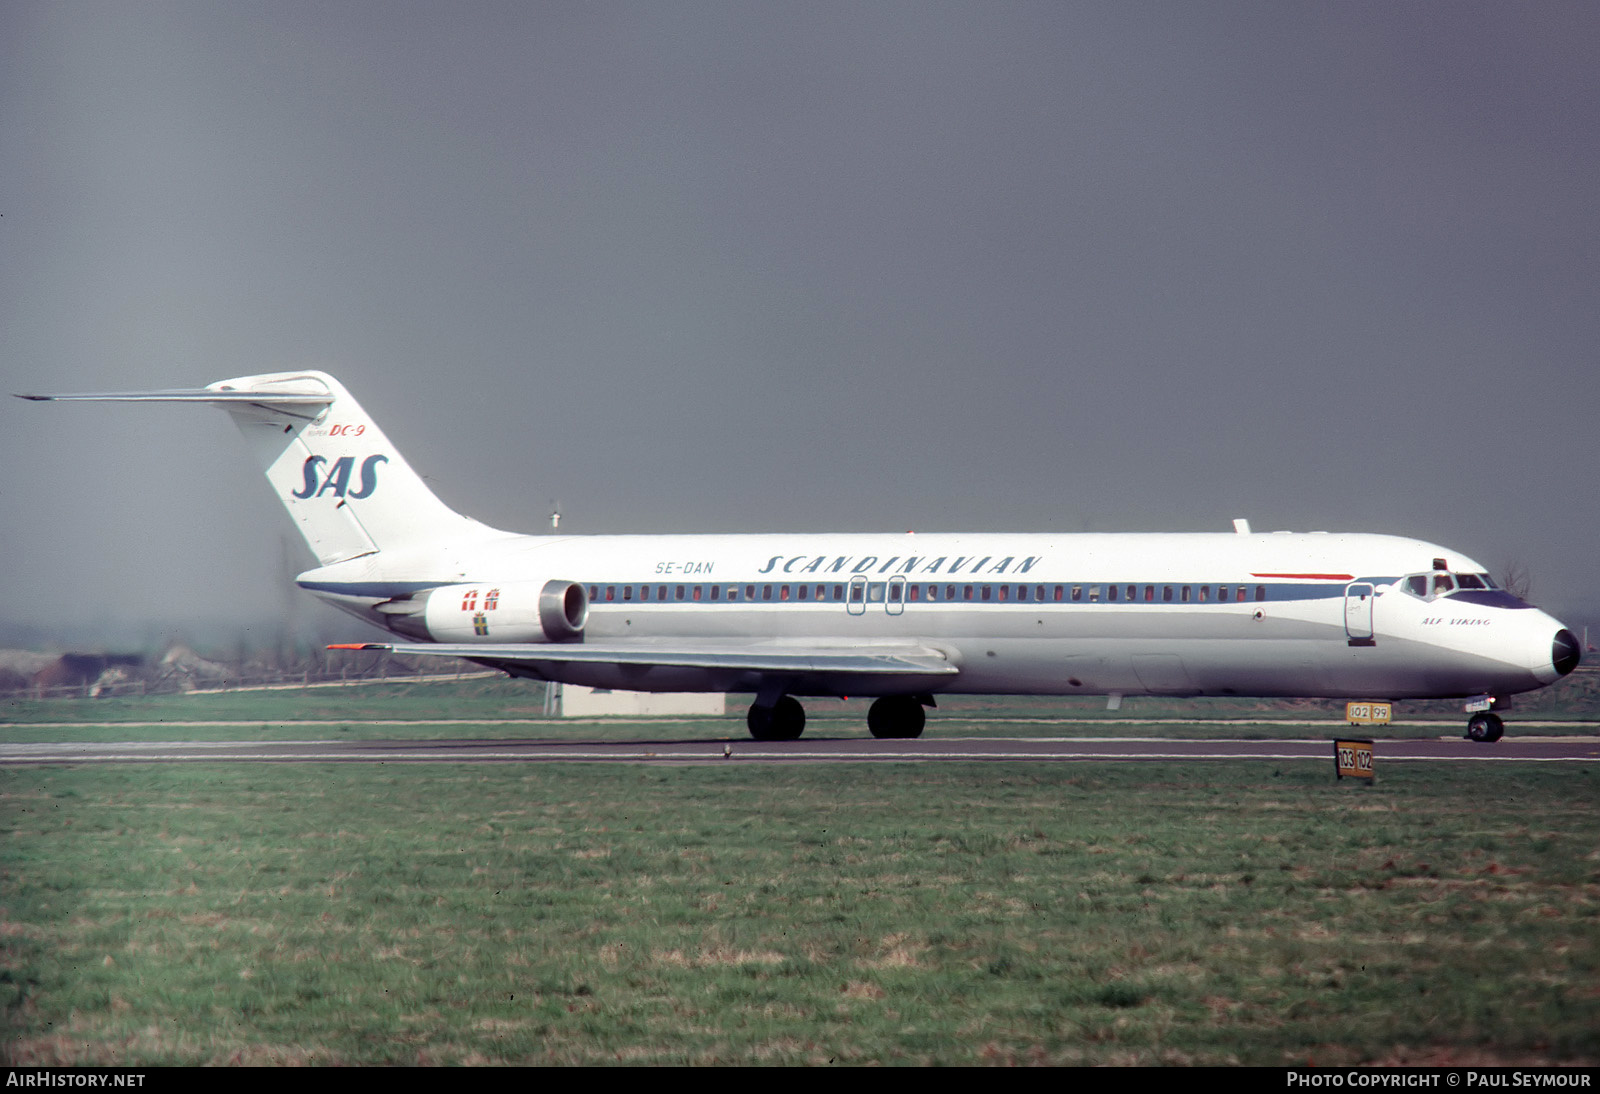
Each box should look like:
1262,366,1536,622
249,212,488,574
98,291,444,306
18,370,493,565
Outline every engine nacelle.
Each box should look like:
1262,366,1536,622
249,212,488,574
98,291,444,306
417,580,588,643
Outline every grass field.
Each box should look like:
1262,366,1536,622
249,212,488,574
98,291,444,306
3,755,1597,1065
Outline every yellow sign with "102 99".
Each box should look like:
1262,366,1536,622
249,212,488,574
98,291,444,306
1345,702,1391,725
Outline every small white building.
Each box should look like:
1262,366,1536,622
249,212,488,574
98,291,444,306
553,684,726,717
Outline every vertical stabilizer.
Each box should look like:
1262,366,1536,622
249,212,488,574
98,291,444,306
213,371,486,564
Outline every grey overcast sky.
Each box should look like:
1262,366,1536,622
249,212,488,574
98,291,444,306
3,1,1597,645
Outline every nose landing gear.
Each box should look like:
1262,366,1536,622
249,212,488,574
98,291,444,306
1465,711,1504,743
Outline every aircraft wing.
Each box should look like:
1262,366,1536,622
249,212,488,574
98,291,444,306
330,641,960,676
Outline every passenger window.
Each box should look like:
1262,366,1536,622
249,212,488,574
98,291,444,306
1144,586,1154,602
1071,585,1082,602
1163,586,1173,602
693,586,702,601
711,585,720,600
675,585,684,601
780,585,790,600
623,585,633,601
1106,585,1116,602
1255,586,1266,601
1088,585,1101,602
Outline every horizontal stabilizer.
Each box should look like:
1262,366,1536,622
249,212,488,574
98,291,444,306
16,387,332,423
17,388,329,403
330,641,960,676
21,371,494,565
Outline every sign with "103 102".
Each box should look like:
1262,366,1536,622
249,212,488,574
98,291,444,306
1333,738,1375,781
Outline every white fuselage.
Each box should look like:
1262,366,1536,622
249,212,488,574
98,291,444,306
298,529,1572,702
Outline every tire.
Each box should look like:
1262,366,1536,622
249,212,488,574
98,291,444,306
868,696,926,739
1466,711,1504,743
748,695,806,741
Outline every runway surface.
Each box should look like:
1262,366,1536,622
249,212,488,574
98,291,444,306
3,734,1597,765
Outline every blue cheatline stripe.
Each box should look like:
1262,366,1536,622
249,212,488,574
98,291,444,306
300,576,1400,605
583,579,1397,606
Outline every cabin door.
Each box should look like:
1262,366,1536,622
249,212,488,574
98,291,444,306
1344,583,1376,645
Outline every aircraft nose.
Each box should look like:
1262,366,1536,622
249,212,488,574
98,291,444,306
1552,629,1582,677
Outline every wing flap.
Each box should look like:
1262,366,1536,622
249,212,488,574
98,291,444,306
330,641,960,676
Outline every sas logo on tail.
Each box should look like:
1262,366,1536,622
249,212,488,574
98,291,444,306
291,454,388,499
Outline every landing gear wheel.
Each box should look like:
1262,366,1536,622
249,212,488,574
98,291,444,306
868,696,926,739
747,695,806,741
1466,711,1504,743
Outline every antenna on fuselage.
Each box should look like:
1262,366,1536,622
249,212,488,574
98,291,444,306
550,500,562,531
1232,518,1251,534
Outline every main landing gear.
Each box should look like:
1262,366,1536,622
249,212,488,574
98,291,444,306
867,695,928,739
743,694,934,741
746,695,806,741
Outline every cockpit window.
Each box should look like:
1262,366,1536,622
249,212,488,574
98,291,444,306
1400,572,1481,600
